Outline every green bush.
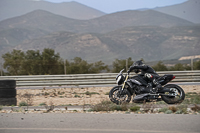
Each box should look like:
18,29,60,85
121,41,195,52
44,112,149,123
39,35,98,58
85,91,99,96
190,95,200,104
19,101,28,107
112,105,122,111
130,106,140,112
175,110,182,114
74,94,81,98
91,100,113,112
105,92,109,95
158,107,168,113
183,93,200,104
177,105,188,114
39,103,47,106
165,110,173,114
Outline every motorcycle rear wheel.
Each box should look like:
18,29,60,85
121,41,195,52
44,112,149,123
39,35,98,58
161,84,185,104
109,86,131,104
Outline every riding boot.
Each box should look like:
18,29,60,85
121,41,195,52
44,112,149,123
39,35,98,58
147,83,157,94
153,79,163,92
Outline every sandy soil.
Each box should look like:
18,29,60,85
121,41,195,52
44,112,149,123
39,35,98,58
16,85,200,106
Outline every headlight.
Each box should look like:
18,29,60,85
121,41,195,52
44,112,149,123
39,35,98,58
116,75,122,84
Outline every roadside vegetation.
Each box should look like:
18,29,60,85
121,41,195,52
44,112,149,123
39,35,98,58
1,48,200,75
88,100,200,114
1,92,200,114
88,92,200,114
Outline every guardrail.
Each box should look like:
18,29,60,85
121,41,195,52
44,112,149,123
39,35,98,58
0,71,200,87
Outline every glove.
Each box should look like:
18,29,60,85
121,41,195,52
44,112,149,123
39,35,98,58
134,69,139,73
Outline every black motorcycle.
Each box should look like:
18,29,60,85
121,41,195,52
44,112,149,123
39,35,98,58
109,69,185,104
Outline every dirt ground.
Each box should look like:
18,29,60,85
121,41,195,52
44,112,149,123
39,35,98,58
16,85,200,106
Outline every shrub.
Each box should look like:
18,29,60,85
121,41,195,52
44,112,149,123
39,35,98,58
111,104,128,111
44,92,49,96
165,110,173,114
168,106,177,113
39,102,47,106
19,101,28,107
190,95,200,104
85,91,99,96
91,100,128,112
0,106,2,111
158,107,168,113
91,100,113,112
184,93,200,104
142,103,156,113
130,106,140,112
191,104,200,112
74,94,81,98
105,92,109,95
175,110,182,114
112,105,122,111
177,105,188,114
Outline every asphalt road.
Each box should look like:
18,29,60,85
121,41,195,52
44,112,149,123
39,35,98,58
0,113,200,133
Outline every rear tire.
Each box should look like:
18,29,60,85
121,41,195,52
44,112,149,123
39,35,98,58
109,86,131,104
161,84,185,104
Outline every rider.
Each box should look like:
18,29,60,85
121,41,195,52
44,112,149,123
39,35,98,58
127,60,163,93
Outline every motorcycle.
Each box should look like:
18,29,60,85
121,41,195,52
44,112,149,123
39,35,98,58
109,69,185,104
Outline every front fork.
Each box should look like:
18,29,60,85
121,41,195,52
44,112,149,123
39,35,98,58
120,74,129,94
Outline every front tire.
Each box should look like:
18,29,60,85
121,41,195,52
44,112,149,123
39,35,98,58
161,84,185,104
109,86,131,104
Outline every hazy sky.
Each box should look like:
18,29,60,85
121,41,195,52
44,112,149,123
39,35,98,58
43,0,188,13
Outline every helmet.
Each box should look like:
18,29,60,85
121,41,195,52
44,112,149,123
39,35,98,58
133,60,143,66
133,60,143,73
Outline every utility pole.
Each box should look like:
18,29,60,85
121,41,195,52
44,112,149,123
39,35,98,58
64,60,66,75
126,58,128,72
191,56,194,71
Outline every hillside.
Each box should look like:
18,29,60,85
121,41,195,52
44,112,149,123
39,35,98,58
0,9,198,64
87,10,194,32
0,0,105,21
0,9,193,33
9,25,200,64
154,0,200,23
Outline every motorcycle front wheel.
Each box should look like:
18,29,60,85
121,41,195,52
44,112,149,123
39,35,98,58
161,84,185,104
109,86,131,104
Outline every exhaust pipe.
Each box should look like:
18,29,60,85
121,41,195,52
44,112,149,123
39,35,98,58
133,93,149,101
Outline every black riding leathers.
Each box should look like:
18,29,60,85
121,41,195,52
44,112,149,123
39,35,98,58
128,60,163,93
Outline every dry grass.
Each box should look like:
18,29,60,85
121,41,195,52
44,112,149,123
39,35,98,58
16,85,200,106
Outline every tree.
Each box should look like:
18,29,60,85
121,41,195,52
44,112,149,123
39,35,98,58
41,48,62,74
169,63,185,71
64,57,109,74
194,60,200,70
152,61,168,71
23,50,42,75
66,57,91,74
112,57,133,73
2,48,63,75
2,49,25,75
89,61,109,73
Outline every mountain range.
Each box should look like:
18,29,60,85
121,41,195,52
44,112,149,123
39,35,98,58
0,0,199,65
154,0,200,23
0,0,105,21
